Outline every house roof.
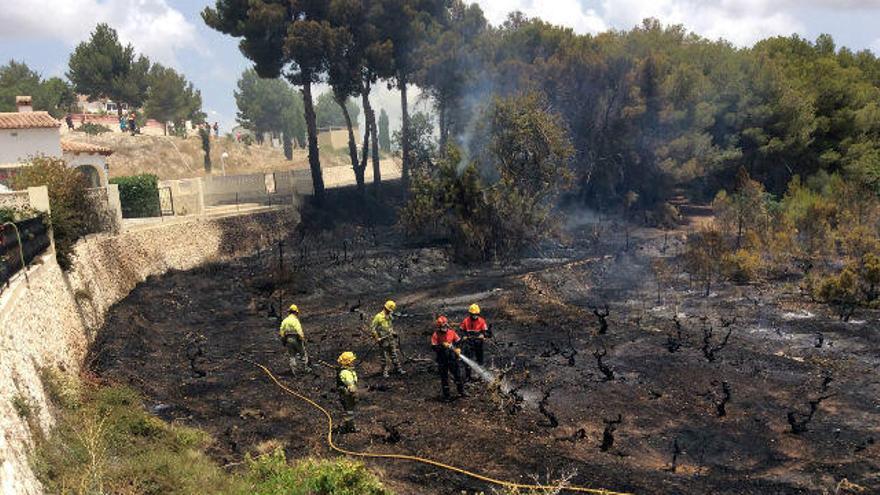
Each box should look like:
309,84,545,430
61,140,113,156
0,111,60,130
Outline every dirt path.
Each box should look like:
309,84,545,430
90,216,880,494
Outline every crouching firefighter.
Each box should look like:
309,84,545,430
460,304,490,381
279,304,308,374
431,316,466,401
336,352,359,433
371,300,405,377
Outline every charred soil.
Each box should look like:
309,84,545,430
90,191,880,494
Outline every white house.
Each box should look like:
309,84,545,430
0,96,62,181
0,96,113,188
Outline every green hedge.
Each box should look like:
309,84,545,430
111,174,160,218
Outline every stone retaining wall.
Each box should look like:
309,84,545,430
0,207,299,495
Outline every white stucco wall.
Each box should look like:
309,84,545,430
63,153,108,187
0,207,298,495
0,128,61,165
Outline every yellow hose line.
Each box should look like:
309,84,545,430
252,361,634,495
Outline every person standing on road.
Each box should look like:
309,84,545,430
279,304,308,374
65,114,74,131
336,351,359,433
370,300,405,377
460,304,490,381
213,122,219,137
431,315,466,401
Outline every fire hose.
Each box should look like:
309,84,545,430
241,357,634,495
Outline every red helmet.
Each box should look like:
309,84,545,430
435,315,448,328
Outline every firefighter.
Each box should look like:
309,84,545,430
370,300,405,377
460,303,489,381
336,351,359,433
431,315,466,401
279,304,308,374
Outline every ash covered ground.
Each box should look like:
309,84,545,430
90,191,879,494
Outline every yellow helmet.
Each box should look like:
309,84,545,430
338,352,356,366
468,304,480,315
289,304,299,314
384,300,397,312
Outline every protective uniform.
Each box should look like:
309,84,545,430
431,317,466,400
460,304,489,381
336,352,358,433
370,302,404,377
280,306,308,373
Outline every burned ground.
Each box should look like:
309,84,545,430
90,197,879,494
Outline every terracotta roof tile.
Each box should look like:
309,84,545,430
0,111,60,130
61,140,113,156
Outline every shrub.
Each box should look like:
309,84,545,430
0,205,38,223
199,126,212,172
34,382,393,495
722,248,762,283
684,227,729,296
814,267,862,321
400,93,573,262
245,449,390,495
11,155,104,268
34,383,246,495
77,122,112,135
110,174,160,218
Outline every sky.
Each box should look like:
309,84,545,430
1,0,880,133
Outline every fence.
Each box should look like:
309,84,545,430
203,172,299,208
1,216,51,288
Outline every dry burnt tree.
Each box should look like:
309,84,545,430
538,385,561,428
651,258,674,304
667,314,686,353
182,332,207,378
712,380,732,417
701,317,735,362
593,304,610,334
600,414,623,452
787,394,835,434
592,346,615,381
665,437,683,473
379,419,412,444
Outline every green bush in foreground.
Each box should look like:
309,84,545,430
245,449,391,495
33,377,391,495
110,174,160,218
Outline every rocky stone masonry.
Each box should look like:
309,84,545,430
0,207,298,495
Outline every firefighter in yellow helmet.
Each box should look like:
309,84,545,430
370,300,405,377
460,303,490,381
279,304,308,374
336,352,359,433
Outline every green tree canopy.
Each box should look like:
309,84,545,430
143,64,204,134
67,23,151,117
0,61,76,117
378,109,391,152
314,91,360,128
234,69,305,146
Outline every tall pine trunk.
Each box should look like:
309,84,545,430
302,79,325,204
361,80,380,194
369,101,381,193
337,96,360,190
400,76,410,188
356,86,372,194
